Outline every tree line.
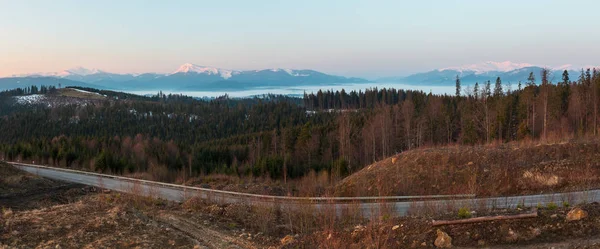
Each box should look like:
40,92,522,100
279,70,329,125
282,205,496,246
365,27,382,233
1,68,599,183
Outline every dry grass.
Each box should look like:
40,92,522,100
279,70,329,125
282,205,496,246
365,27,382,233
335,139,600,197
180,195,370,240
1,194,192,248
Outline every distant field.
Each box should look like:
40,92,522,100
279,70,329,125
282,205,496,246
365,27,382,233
57,88,106,100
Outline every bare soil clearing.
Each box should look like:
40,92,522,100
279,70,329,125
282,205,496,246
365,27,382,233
0,162,272,249
1,198,193,248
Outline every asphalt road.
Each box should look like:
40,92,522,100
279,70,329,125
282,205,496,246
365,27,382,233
11,162,600,218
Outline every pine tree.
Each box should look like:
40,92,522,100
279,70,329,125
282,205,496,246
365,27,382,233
593,68,599,136
455,75,461,97
562,70,570,85
524,72,537,137
586,69,592,87
494,77,503,97
559,75,571,115
541,68,550,140
485,80,491,99
527,72,536,86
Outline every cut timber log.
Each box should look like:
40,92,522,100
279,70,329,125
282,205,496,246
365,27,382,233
432,212,538,226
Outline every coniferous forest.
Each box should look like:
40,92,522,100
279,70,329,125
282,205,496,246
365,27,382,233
1,69,599,183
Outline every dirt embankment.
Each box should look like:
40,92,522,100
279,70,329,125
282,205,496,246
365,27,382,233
335,140,600,197
0,162,90,210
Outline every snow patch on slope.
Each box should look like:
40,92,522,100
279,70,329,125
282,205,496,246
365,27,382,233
439,61,600,75
552,64,600,71
14,94,46,105
270,68,310,77
441,61,534,74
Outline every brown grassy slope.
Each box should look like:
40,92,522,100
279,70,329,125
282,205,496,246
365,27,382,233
334,140,600,197
57,88,106,100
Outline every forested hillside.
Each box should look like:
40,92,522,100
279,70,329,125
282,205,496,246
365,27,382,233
1,68,599,185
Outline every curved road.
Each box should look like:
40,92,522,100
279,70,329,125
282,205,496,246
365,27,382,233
10,162,600,218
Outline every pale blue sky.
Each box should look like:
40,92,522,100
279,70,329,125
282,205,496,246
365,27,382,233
1,0,599,78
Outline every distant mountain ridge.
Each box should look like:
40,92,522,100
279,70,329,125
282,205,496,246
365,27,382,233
379,61,599,85
0,77,102,91
2,63,370,91
4,61,598,92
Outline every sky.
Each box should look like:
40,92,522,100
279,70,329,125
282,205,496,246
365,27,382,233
1,0,599,79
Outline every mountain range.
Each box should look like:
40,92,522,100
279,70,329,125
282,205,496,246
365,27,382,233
379,61,597,86
2,61,598,92
1,63,369,91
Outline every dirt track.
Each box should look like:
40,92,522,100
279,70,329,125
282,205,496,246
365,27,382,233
157,212,258,249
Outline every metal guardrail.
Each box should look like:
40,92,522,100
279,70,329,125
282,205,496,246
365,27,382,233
8,161,475,203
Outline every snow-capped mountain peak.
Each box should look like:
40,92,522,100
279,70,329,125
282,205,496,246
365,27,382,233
173,63,219,75
172,63,234,79
440,61,535,74
63,66,103,76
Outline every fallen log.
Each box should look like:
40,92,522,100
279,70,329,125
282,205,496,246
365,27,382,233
432,212,538,226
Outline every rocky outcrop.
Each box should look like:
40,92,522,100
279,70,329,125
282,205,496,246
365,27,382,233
566,207,588,221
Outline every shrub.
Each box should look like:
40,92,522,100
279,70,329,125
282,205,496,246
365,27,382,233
562,201,570,208
547,202,558,210
2,207,13,218
381,213,391,221
458,207,472,219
